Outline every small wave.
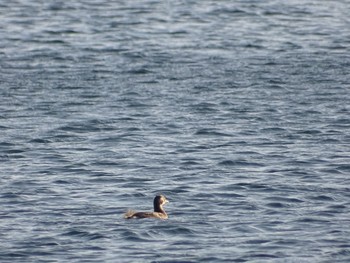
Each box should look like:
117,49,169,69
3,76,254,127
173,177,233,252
336,164,350,172
194,128,231,137
125,68,153,75
296,217,331,224
62,229,106,241
265,202,286,208
29,138,52,143
155,225,196,237
326,204,347,211
264,196,304,203
214,192,245,199
120,230,150,242
307,195,335,202
218,160,264,167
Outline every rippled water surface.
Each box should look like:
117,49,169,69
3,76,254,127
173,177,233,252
1,0,350,262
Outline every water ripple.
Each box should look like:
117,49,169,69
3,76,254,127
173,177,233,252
1,0,350,262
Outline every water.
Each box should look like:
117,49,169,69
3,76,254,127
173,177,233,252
1,0,350,262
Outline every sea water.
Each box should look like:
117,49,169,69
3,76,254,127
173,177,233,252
1,1,350,262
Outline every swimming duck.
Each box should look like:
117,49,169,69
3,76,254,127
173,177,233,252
124,195,169,219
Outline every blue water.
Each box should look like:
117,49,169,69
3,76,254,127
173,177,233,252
1,0,350,262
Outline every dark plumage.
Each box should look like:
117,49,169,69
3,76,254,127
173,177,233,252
124,195,169,219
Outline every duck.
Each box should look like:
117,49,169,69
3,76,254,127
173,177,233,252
124,195,169,219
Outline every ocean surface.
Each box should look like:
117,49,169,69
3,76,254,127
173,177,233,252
1,0,350,262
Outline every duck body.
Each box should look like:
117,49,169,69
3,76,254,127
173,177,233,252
125,211,168,219
124,195,169,219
